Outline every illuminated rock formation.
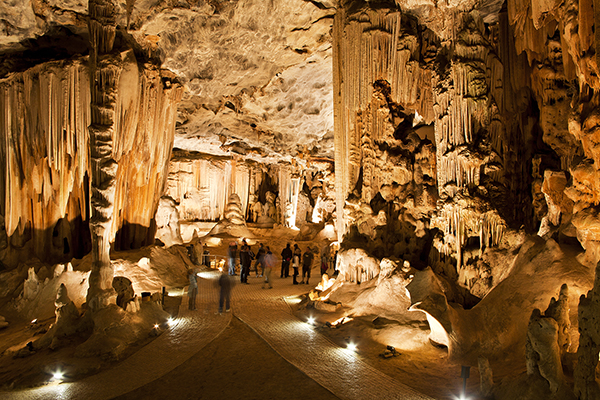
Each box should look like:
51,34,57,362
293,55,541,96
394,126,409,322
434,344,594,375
206,193,255,239
574,261,600,400
36,283,81,349
525,284,571,394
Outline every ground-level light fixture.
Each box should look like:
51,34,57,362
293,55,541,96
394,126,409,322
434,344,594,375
51,368,64,382
307,316,315,325
346,342,357,352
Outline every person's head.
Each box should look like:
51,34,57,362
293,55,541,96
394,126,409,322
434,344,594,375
266,246,272,253
187,269,193,276
286,243,291,248
294,244,299,249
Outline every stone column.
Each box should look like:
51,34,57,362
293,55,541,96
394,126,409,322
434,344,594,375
86,0,120,311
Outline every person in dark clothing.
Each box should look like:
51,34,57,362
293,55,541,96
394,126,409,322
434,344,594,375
254,243,266,277
239,239,251,284
280,243,292,278
301,248,313,285
218,271,232,313
188,269,198,310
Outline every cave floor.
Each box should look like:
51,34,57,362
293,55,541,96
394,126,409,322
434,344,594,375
0,269,481,400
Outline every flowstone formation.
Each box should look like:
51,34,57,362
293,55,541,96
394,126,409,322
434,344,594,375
525,284,570,394
575,262,600,400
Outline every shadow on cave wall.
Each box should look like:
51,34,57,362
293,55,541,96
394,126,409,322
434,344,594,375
1,215,92,269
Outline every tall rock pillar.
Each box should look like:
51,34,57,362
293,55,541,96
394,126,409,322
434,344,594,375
86,0,119,310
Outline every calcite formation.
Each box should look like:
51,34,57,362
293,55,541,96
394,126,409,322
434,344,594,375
36,283,81,349
525,284,570,394
575,262,600,400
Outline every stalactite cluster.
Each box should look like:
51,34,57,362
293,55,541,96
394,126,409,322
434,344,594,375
0,61,91,266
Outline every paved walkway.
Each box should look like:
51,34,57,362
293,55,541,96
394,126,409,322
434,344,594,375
0,270,435,400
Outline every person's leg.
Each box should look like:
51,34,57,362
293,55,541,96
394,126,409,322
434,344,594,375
284,261,290,277
293,267,298,284
280,262,284,278
189,287,197,310
266,267,272,288
225,291,230,311
219,289,224,313
306,269,310,285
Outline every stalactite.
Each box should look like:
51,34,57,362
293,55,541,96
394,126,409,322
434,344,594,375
0,61,91,266
334,6,433,241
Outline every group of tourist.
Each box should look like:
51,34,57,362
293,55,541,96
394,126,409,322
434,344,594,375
187,240,337,313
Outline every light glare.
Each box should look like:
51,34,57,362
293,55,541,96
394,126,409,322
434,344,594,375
52,370,64,381
347,342,357,352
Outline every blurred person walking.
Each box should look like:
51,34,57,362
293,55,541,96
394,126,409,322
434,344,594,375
262,247,276,289
217,271,232,314
187,269,198,310
227,241,237,275
254,243,266,277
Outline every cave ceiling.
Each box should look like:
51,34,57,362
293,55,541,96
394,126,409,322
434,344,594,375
0,0,505,165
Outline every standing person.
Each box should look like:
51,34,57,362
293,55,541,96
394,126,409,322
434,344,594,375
227,241,238,275
321,244,330,276
262,246,276,289
293,243,302,261
240,239,251,284
301,247,314,285
188,269,198,310
254,243,266,277
217,271,232,314
280,243,292,278
292,250,300,285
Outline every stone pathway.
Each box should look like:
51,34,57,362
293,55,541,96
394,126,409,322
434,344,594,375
0,270,435,400
0,272,231,400
233,274,435,400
